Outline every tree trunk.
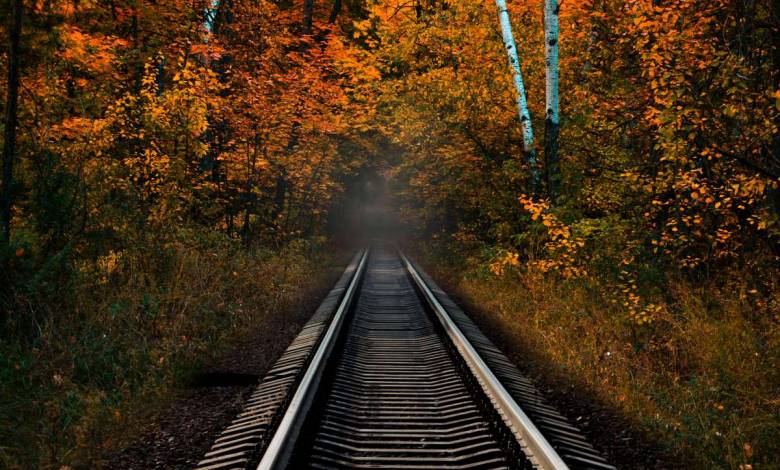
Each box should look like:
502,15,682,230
242,135,259,246
211,0,234,36
2,0,23,244
493,0,539,193
303,0,314,34
544,0,560,200
328,0,342,24
767,0,780,254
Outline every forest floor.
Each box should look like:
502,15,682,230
104,251,348,469
110,245,671,470
429,275,680,469
416,243,779,469
0,237,348,469
8,238,773,469
105,296,336,469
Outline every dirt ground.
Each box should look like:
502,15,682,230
106,263,344,469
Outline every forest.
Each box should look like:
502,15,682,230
0,0,778,468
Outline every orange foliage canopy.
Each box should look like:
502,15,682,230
3,0,380,250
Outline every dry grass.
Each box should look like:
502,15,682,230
0,234,342,469
421,249,780,469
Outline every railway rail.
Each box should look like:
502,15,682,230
196,246,615,470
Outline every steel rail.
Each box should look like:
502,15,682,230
399,251,570,470
256,248,369,470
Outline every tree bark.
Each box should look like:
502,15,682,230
493,0,540,193
303,0,314,34
2,0,23,244
767,0,780,247
328,0,342,24
211,0,234,36
544,0,560,200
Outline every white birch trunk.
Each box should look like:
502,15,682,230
544,0,561,198
544,0,559,128
494,0,540,190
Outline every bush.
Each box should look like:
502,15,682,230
419,241,780,468
0,229,338,468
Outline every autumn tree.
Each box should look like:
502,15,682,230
371,0,779,293
0,0,379,297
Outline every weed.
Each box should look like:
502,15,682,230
420,243,780,469
0,232,339,468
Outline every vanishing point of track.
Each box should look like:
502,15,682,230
196,246,616,470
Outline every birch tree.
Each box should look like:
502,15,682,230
494,0,540,192
544,0,560,199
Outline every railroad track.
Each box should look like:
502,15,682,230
197,246,615,470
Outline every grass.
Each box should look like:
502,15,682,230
418,244,780,469
0,231,343,469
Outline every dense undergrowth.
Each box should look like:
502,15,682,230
0,233,337,468
419,240,780,469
